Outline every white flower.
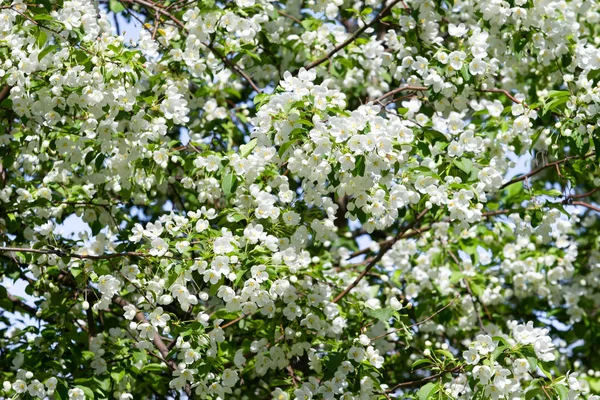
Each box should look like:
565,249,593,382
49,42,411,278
469,57,487,75
68,388,86,400
148,307,171,328
12,380,27,394
123,304,137,320
347,346,365,363
463,348,480,365
448,23,468,37
150,237,168,257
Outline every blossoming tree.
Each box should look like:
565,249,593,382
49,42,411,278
1,0,600,398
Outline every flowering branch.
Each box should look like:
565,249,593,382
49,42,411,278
371,85,428,103
478,88,523,105
304,0,402,71
333,208,429,303
118,0,261,93
386,364,463,392
571,201,600,213
500,152,596,189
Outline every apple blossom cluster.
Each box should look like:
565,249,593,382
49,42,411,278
1,0,600,399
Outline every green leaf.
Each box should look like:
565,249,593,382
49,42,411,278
453,158,473,174
370,307,394,323
37,30,48,48
417,382,439,400
110,369,125,384
554,384,569,400
253,93,270,108
76,386,95,399
360,7,373,16
436,349,455,360
278,139,298,158
38,0,52,11
354,155,366,177
141,363,166,373
543,91,570,115
322,352,345,381
490,345,508,361
592,129,600,159
222,173,237,196
240,138,257,158
525,388,544,400
411,358,432,370
85,151,96,165
109,0,125,13
95,154,105,170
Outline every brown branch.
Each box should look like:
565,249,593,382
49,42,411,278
344,208,519,262
564,187,600,202
572,201,600,213
478,88,523,105
500,152,595,189
304,0,402,71
151,9,160,40
86,307,96,337
0,86,10,103
333,208,429,303
0,246,187,261
369,295,460,342
371,85,428,104
448,250,489,331
220,313,250,329
112,296,192,397
386,364,463,392
119,0,261,92
277,9,302,25
5,293,38,316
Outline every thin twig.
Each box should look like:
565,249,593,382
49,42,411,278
369,295,460,342
344,208,519,261
6,293,38,316
386,364,463,392
563,187,599,201
119,0,261,92
277,9,302,25
0,246,189,261
572,201,600,213
478,88,523,105
371,85,428,104
448,250,489,331
304,0,402,71
500,152,595,189
0,86,10,103
333,208,429,303
220,313,250,329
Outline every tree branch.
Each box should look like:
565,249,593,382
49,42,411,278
563,187,599,202
119,0,261,93
371,85,428,104
369,295,460,342
0,85,10,103
0,246,187,261
344,208,520,262
333,208,429,303
112,296,193,397
478,88,523,105
448,250,490,331
5,293,38,316
386,364,463,392
500,152,595,189
304,0,402,71
571,201,600,213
